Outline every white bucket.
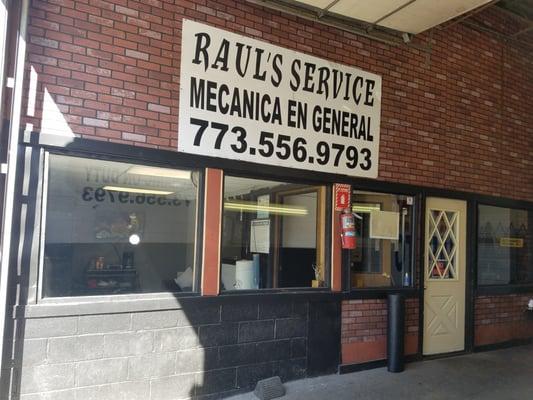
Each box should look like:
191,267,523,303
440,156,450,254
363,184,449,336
235,256,259,289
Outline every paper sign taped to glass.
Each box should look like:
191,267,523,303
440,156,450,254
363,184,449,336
369,210,400,240
250,219,270,254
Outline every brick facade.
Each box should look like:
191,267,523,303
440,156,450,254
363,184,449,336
22,0,533,201
474,294,533,347
341,298,419,364
6,0,533,399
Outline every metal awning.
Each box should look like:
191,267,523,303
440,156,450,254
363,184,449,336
261,0,494,34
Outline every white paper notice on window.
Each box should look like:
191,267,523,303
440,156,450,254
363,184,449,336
250,219,270,254
370,210,399,240
257,195,270,219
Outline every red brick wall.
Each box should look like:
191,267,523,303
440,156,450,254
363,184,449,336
341,298,419,364
22,1,533,201
475,294,533,346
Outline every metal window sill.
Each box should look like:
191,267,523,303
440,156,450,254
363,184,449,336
476,284,533,296
14,291,201,318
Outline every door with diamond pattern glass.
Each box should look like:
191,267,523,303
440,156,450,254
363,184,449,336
423,198,466,355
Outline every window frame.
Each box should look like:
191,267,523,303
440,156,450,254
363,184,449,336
37,150,205,302
219,172,333,293
475,202,533,289
348,188,419,291
28,134,533,302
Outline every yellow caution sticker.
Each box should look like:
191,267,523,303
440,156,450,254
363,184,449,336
499,238,524,248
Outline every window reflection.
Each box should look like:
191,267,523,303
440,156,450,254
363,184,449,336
350,191,415,288
221,176,327,290
43,155,198,297
477,205,532,285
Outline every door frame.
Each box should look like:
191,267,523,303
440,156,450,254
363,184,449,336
417,193,475,358
422,197,467,355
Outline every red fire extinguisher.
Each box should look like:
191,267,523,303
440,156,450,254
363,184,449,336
340,208,356,249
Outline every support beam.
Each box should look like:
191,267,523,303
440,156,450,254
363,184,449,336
0,0,29,383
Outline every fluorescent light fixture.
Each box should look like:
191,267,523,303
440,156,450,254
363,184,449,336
352,204,381,213
103,185,174,196
224,201,308,216
127,165,191,180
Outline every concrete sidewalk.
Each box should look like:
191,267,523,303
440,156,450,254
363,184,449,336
229,344,533,400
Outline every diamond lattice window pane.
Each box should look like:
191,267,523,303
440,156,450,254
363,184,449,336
427,209,458,280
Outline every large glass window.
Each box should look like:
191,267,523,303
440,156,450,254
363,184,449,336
221,176,327,290
477,205,532,285
350,191,415,288
42,155,199,297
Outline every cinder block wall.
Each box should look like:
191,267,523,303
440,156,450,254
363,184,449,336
8,299,328,399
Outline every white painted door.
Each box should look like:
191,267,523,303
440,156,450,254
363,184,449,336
423,198,467,355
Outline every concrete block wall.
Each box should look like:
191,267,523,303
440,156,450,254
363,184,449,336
474,293,533,347
340,298,419,364
8,299,313,400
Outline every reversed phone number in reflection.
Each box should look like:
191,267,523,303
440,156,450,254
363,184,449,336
81,186,186,206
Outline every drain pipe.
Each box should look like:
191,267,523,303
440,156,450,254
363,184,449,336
0,0,29,378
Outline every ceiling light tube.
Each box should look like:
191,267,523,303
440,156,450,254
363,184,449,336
102,185,174,196
127,165,191,180
224,201,308,216
352,205,381,213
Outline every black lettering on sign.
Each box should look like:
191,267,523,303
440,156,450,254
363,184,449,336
190,77,204,109
287,100,298,128
271,54,283,87
303,62,316,93
235,42,252,77
219,84,229,114
317,67,330,99
192,32,211,71
366,117,373,141
312,105,322,133
365,79,375,106
253,48,267,81
290,59,301,91
211,38,229,71
352,76,363,105
333,70,344,98
343,73,352,101
206,80,217,112
287,100,307,130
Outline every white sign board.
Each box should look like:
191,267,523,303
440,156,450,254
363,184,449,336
178,20,381,178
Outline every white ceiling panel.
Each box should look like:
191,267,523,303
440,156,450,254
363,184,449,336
289,0,493,34
328,0,410,24
377,0,493,34
302,0,336,9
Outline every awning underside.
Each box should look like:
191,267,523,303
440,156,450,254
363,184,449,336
267,0,494,34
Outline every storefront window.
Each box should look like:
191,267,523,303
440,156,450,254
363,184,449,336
221,176,327,290
42,155,199,297
350,191,415,288
477,205,532,285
